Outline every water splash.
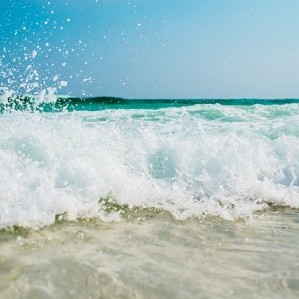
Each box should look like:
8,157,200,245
1,103,299,228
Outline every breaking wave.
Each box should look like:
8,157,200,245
1,98,299,228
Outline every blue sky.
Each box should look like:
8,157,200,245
1,0,299,98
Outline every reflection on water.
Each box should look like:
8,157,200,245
0,208,299,299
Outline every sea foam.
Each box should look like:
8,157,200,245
1,103,299,228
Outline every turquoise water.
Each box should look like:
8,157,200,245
1,96,299,113
1,96,299,228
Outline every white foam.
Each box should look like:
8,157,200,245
1,104,299,228
32,50,38,59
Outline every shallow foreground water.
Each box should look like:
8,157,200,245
1,208,299,299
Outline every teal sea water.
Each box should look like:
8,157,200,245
2,96,299,112
1,96,299,228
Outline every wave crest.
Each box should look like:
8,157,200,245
1,103,299,228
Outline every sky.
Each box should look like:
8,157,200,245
1,0,299,98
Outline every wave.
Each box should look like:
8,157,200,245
1,102,299,228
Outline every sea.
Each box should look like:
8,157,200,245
1,96,299,298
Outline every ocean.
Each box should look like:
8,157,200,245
1,97,299,298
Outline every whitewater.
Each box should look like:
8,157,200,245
1,98,299,228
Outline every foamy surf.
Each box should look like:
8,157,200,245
1,100,299,228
